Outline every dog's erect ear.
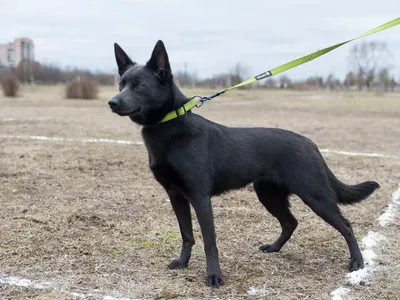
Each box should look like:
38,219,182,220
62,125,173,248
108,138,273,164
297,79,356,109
146,40,171,84
114,43,135,76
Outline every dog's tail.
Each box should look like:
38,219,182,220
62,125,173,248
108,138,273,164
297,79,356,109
326,166,380,205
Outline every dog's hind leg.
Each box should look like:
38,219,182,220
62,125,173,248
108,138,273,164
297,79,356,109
254,181,298,253
166,189,195,269
298,190,364,271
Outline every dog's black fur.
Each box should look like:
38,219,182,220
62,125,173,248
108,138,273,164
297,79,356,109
109,40,380,287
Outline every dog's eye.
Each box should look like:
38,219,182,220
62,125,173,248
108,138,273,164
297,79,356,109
138,84,145,88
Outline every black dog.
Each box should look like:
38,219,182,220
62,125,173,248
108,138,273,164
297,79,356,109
108,40,379,287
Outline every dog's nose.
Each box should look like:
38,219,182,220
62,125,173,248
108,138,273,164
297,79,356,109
108,98,121,109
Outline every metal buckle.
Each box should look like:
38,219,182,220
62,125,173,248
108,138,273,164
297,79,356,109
190,91,225,108
190,95,206,108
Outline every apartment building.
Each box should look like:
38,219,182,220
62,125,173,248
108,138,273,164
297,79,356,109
0,38,34,67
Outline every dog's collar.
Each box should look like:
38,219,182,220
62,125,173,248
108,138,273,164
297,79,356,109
159,99,198,123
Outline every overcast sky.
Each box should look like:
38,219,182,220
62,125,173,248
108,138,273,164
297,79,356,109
1,0,399,80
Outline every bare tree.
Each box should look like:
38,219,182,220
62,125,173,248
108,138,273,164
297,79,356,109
377,68,397,92
230,63,248,87
278,75,292,89
356,68,366,91
348,41,392,90
344,71,356,89
326,74,342,90
264,78,276,88
305,76,325,90
388,77,397,92
174,70,198,88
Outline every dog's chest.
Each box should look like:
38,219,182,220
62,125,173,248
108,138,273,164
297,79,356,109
149,159,186,191
142,129,188,192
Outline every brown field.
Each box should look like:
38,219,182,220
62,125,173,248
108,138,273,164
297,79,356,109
1,85,400,299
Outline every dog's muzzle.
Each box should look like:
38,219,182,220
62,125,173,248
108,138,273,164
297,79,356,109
108,98,141,116
108,98,122,110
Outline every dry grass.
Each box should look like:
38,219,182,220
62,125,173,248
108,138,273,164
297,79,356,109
1,86,400,299
66,77,99,99
1,75,20,97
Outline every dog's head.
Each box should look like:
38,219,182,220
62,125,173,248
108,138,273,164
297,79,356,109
109,40,175,125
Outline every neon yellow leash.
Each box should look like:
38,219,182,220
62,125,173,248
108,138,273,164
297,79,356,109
160,17,400,123
222,17,400,93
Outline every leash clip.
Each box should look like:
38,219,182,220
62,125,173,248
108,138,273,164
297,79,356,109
190,91,225,108
190,95,207,108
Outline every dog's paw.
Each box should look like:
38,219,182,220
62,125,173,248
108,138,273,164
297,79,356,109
259,244,281,253
348,257,364,272
168,258,188,270
206,273,224,288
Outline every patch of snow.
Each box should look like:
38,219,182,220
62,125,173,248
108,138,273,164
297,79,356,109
247,286,266,296
362,232,385,248
103,296,135,300
68,291,86,299
0,273,138,300
331,185,400,299
361,249,376,265
0,275,51,289
346,231,385,285
378,186,400,227
330,286,351,300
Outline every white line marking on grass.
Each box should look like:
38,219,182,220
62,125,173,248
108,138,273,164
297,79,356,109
1,135,400,160
0,274,139,300
320,149,400,160
0,135,144,145
0,117,16,121
0,117,52,122
330,185,400,300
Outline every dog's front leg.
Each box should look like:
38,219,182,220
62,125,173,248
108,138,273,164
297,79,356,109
191,196,223,287
167,189,195,269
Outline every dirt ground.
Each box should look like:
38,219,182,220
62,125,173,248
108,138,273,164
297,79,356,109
1,85,400,299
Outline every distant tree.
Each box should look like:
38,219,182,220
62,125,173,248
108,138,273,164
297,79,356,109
16,60,41,83
174,70,198,88
377,68,389,91
388,77,397,92
366,69,376,90
355,68,365,91
230,63,248,87
344,71,356,89
196,73,232,89
264,78,276,88
13,60,115,85
278,75,292,89
326,74,341,90
377,68,397,92
348,41,392,90
95,72,116,86
305,76,325,90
